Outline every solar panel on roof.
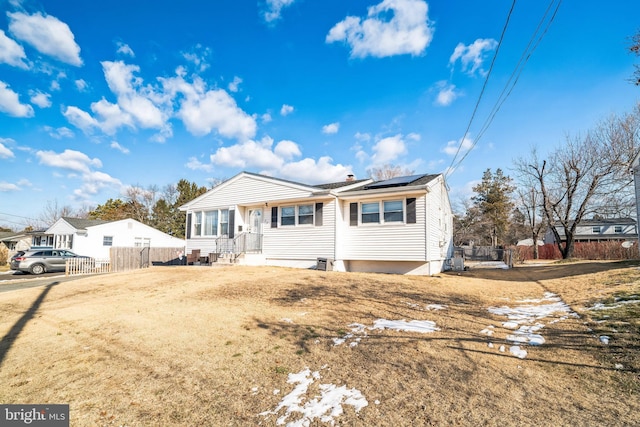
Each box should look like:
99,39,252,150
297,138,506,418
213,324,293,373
365,174,425,189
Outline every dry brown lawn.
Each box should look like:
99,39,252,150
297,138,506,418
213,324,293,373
0,261,639,426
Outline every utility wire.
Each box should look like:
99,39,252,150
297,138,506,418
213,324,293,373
449,0,562,174
445,0,517,177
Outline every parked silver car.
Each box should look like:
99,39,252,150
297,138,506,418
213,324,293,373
10,249,90,275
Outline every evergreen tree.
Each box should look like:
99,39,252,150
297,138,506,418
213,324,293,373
471,169,515,246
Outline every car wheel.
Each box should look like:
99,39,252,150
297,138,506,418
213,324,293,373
30,263,46,275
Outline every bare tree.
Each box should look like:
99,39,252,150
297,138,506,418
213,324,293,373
629,30,640,86
514,186,547,259
367,164,414,180
37,200,80,228
513,106,639,258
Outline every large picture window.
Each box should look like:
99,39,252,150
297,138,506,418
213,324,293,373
191,209,229,236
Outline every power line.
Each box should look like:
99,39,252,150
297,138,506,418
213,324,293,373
445,0,517,177
445,0,563,177
448,0,562,175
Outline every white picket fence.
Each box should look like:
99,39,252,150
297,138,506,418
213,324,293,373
65,257,111,276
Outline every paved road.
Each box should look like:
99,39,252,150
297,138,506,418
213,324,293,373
0,271,82,293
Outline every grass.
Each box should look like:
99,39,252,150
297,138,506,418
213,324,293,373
0,263,638,426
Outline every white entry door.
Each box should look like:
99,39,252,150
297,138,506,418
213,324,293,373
247,209,263,234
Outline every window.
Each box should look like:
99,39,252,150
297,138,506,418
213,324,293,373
194,212,202,236
298,204,314,225
135,237,151,247
204,211,218,236
220,209,229,235
383,200,404,222
592,226,601,233
615,226,623,233
281,206,296,226
103,236,113,246
192,209,229,236
361,200,405,224
361,202,380,223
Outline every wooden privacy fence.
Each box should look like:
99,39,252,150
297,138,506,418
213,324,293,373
65,257,111,276
109,247,186,272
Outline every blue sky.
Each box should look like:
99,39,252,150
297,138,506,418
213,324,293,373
0,0,639,228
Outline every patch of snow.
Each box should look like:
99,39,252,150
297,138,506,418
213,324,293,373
332,319,438,347
615,364,624,370
589,299,640,311
499,345,505,352
510,346,527,359
599,336,610,345
371,319,439,333
485,292,576,359
425,304,447,311
281,318,293,323
259,367,367,426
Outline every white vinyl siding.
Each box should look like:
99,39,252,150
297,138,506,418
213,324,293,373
340,197,426,261
263,200,335,260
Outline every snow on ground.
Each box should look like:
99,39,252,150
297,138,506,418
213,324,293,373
258,367,368,426
333,318,441,348
588,296,640,311
482,292,579,359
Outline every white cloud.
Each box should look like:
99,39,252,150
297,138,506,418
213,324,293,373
182,44,211,72
210,138,284,169
8,11,82,66
186,156,213,172
73,170,122,201
322,122,340,134
29,90,51,108
280,104,294,116
0,81,34,117
277,156,353,184
449,38,498,76
173,81,256,140
228,76,242,93
274,139,301,160
0,140,15,158
326,0,433,58
442,136,474,156
36,149,102,173
102,61,167,130
116,42,135,57
0,29,28,69
75,79,88,91
63,106,100,134
0,181,20,192
434,81,460,106
263,0,295,23
261,113,273,123
371,134,408,165
43,126,74,139
110,141,130,154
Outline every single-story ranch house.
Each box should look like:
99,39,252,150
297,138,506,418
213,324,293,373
180,171,454,275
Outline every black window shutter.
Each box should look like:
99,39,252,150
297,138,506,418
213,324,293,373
350,203,358,226
228,209,235,238
186,213,192,239
315,202,323,226
406,198,416,224
271,206,278,228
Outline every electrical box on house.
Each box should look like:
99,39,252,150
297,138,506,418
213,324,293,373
317,257,333,271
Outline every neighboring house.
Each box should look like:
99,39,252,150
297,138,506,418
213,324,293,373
544,218,638,244
45,217,185,259
0,232,32,262
632,151,640,254
179,171,454,275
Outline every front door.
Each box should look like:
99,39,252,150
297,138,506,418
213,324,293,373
247,209,263,234
246,209,263,252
